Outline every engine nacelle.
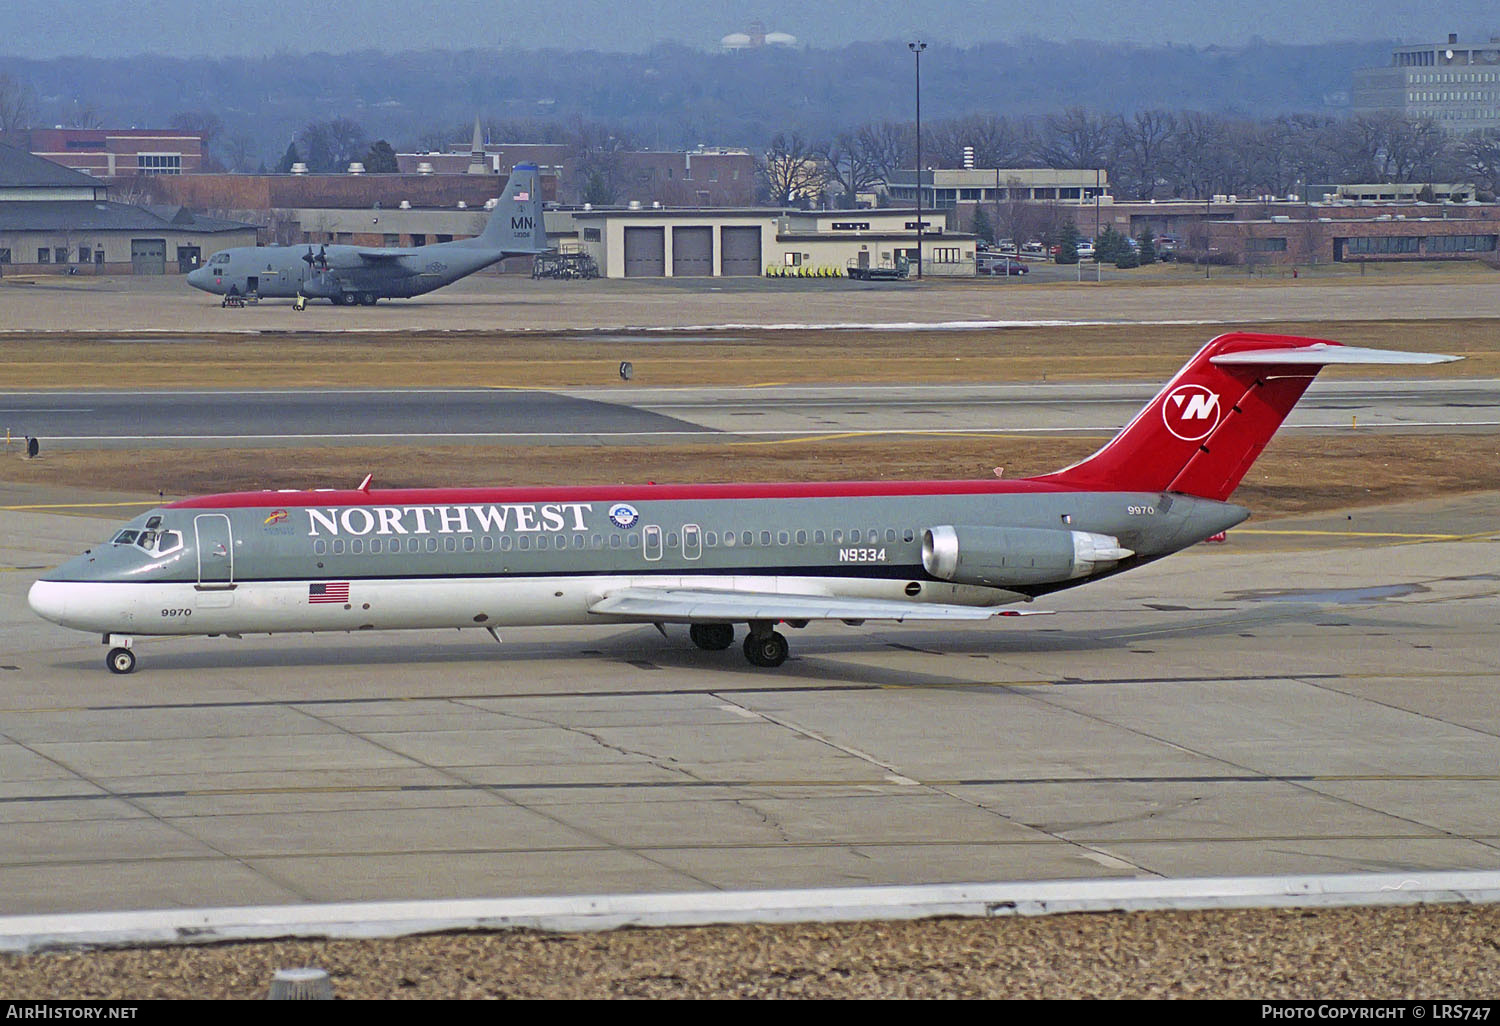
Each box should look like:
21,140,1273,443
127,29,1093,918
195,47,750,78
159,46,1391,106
921,525,1133,587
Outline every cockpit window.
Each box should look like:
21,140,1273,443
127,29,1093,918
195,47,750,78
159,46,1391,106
210,252,231,266
110,527,182,555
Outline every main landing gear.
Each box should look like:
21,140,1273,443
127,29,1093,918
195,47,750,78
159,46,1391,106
687,621,789,667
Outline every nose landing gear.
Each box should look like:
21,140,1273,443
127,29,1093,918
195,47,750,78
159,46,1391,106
104,635,136,674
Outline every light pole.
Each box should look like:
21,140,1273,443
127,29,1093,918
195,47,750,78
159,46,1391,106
909,40,926,279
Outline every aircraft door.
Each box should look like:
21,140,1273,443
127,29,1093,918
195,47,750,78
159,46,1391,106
194,514,235,589
643,525,663,561
682,524,701,560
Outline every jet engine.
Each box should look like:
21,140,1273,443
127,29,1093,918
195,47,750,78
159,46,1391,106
922,525,1133,587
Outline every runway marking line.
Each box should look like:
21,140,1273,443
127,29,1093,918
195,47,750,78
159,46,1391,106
1,501,160,511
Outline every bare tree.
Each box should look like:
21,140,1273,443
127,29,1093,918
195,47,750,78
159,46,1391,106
818,132,882,207
1458,129,1500,198
1037,107,1111,170
1111,110,1177,200
854,120,914,182
758,132,824,206
297,118,368,173
0,72,36,134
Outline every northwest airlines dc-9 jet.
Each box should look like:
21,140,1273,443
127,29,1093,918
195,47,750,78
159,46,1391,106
30,333,1456,674
184,164,548,306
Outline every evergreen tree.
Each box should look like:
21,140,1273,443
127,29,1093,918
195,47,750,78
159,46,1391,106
1056,222,1079,265
1096,226,1128,263
275,141,301,174
1115,247,1140,269
363,140,399,174
971,206,995,245
1137,230,1157,265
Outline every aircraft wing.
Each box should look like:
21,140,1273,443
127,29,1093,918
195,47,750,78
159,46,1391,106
587,586,1046,624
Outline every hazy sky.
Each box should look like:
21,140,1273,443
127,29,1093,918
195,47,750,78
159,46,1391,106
5,0,1497,57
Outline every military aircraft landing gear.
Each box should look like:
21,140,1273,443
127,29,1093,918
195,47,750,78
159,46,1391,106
358,292,377,306
742,626,789,668
689,623,735,651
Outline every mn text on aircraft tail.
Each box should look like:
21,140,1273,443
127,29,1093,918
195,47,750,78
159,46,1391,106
471,162,548,253
1032,332,1459,502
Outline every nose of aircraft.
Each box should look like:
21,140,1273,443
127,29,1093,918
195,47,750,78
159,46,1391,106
27,579,69,625
185,266,210,291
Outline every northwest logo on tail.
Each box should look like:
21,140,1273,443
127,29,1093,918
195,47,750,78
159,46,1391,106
1162,384,1221,441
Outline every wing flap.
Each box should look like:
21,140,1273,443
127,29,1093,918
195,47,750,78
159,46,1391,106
587,586,1042,624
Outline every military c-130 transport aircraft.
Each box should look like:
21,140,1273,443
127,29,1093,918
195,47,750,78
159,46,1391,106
30,333,1456,674
184,164,548,306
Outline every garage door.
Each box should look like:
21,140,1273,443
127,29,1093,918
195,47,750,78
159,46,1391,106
131,238,166,275
671,226,713,277
623,227,665,277
720,226,762,276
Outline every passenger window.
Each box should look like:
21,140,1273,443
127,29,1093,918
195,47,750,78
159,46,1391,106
815,530,826,544
464,537,475,552
444,537,456,552
370,539,382,554
666,532,678,548
574,534,585,549
849,529,861,543
332,540,345,554
723,532,736,547
350,539,363,554
407,538,419,552
796,530,807,545
482,537,493,551
903,528,915,543
627,533,640,548
314,540,326,555
424,538,437,552
777,531,789,545
500,536,513,551
537,536,548,550
741,531,752,546
886,529,897,543
609,534,621,549
591,535,603,550
761,531,772,546
832,530,843,544
519,537,531,550
705,531,717,547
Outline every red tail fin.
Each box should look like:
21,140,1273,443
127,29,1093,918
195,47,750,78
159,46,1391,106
1034,332,1455,501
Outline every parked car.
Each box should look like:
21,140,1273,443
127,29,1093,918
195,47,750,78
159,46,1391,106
1021,240,1046,256
1076,241,1096,259
998,239,1017,254
977,253,1029,276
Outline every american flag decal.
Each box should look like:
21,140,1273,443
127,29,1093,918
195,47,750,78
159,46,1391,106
309,582,350,604
514,191,529,201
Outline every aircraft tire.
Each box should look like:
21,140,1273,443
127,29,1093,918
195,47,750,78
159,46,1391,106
743,630,788,668
107,647,136,675
359,292,376,306
689,623,735,651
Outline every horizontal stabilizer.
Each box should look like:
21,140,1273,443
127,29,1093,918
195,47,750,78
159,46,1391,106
1211,344,1459,366
588,587,1044,624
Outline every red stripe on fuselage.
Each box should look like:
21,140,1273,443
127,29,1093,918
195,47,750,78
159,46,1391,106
165,478,1077,510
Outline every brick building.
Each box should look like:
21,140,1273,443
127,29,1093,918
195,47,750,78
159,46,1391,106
0,128,204,177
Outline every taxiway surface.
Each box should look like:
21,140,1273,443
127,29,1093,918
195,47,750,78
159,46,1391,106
1,493,1496,916
3,379,1496,448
